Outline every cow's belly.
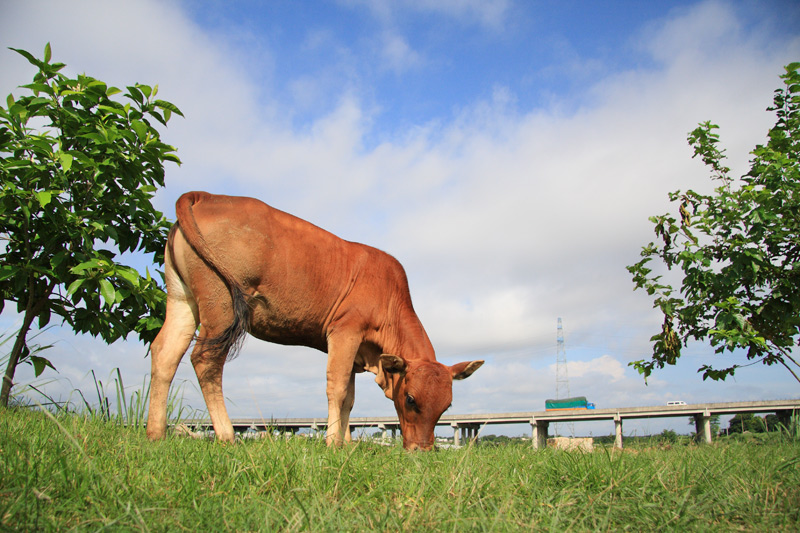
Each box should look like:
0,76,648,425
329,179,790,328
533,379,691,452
246,299,329,352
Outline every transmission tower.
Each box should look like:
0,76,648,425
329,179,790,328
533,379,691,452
554,317,574,437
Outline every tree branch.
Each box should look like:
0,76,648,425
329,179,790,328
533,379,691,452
777,358,800,384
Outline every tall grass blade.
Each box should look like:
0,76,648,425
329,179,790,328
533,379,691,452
115,367,128,424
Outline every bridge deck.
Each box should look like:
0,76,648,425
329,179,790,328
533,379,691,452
179,399,799,448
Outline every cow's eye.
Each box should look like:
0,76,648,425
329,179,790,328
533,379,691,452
405,394,416,407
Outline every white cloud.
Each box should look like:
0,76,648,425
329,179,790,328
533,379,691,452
550,354,626,382
379,31,425,73
341,0,511,31
406,0,511,31
641,0,745,65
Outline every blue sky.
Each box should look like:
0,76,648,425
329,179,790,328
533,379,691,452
1,0,799,438
177,0,797,135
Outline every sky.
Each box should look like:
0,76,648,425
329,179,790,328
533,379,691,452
1,0,799,438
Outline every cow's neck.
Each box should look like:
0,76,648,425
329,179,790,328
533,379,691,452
359,303,437,399
375,304,435,362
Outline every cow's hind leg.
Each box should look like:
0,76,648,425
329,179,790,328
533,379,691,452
190,326,236,443
146,294,198,440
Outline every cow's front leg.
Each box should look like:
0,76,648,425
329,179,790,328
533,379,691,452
325,335,359,446
341,371,356,443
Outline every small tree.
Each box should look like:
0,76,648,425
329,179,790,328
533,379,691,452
628,63,800,384
0,45,182,406
727,413,767,434
764,414,782,432
658,428,679,444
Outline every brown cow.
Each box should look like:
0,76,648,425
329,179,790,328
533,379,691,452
146,192,482,450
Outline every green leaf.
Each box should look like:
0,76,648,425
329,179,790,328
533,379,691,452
30,355,57,377
36,190,52,207
79,132,106,144
131,120,148,142
70,259,102,274
153,99,184,117
0,265,19,282
98,104,127,118
126,85,144,105
99,278,116,307
44,42,52,63
115,267,142,288
162,153,182,164
9,47,39,67
59,152,73,172
66,279,84,296
38,306,51,329
50,250,68,269
19,89,53,105
139,84,153,99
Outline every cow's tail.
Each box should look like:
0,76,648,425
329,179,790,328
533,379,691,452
175,192,250,361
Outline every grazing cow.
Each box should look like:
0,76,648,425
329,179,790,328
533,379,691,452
146,192,483,450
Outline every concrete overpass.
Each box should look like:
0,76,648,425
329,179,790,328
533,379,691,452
180,399,799,449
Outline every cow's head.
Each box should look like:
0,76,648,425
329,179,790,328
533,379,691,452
380,354,483,451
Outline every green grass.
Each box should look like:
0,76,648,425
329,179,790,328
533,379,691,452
2,407,799,531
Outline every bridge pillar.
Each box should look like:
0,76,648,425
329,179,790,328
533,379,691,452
378,423,387,441
531,418,548,449
451,424,479,446
614,414,623,449
694,411,712,444
451,423,460,446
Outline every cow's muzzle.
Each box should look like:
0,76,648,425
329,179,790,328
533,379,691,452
403,440,435,452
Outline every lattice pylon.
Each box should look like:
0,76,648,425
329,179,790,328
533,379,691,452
554,317,574,437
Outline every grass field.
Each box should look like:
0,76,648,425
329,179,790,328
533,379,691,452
2,407,799,531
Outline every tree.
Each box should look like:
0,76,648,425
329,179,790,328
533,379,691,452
764,414,782,432
727,413,768,434
0,44,182,406
658,428,679,444
628,63,800,384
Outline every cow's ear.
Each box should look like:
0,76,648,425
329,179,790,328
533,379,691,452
450,360,484,380
380,354,407,375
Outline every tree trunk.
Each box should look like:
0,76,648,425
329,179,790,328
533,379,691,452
0,281,54,408
0,307,38,407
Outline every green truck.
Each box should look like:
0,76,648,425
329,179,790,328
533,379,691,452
545,396,596,410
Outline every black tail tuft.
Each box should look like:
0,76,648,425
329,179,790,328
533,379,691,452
195,283,251,361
